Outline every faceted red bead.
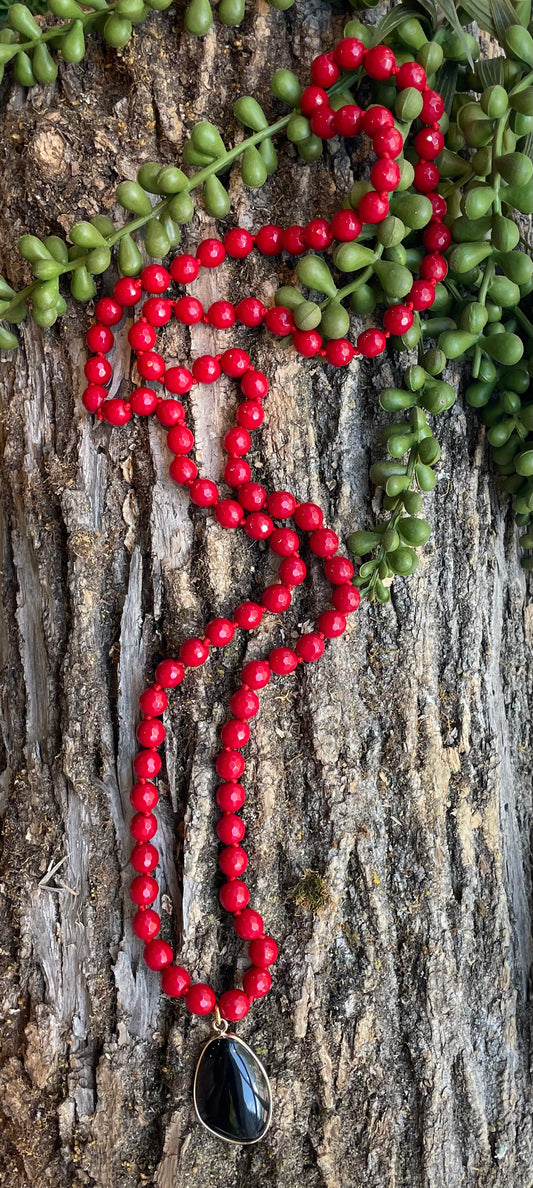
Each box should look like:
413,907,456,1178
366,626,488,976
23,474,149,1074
357,328,387,357
220,348,250,377
219,881,250,912
165,365,193,395
318,609,347,638
295,502,323,531
113,277,142,306
102,399,132,426
130,812,158,842
206,617,235,646
249,936,278,966
170,457,197,487
420,89,445,124
216,750,245,781
155,659,185,687
214,499,244,529
224,426,251,456
420,252,447,282
333,36,365,70
219,989,250,1021
373,126,403,158
130,782,159,812
262,584,292,613
143,297,172,326
175,295,204,325
242,967,272,998
141,264,171,293
264,306,295,336
84,356,112,384
129,874,158,905
383,305,414,335
413,161,439,193
423,222,451,252
208,300,236,330
334,104,363,137
224,458,251,487
325,338,356,367
240,370,269,400
217,814,246,844
136,352,166,382
324,555,354,584
144,938,173,970
396,61,427,91
224,228,254,258
234,908,263,939
303,219,332,250
161,965,191,997
292,329,323,357
167,424,194,454
185,983,216,1015
130,387,158,416
409,280,436,311
357,192,389,224
282,225,306,255
237,401,264,430
192,355,221,384
131,842,159,873
230,687,260,718
429,193,447,220
243,512,274,540
179,638,209,667
269,646,298,674
216,782,246,812
370,158,401,192
254,224,283,256
414,128,445,160
332,584,361,613
220,719,250,748
86,323,114,353
219,845,248,877
132,907,160,940
136,719,165,747
82,384,107,413
238,482,267,511
196,238,225,268
269,528,299,556
296,633,326,662
266,490,297,519
241,660,271,689
364,44,395,79
311,52,340,88
189,478,218,507
170,254,200,284
300,85,329,117
235,297,266,327
139,686,168,716
95,296,123,326
330,210,362,243
310,107,337,140
362,105,395,136
279,556,307,585
128,321,156,352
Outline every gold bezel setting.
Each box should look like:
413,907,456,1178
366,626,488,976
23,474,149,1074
193,1031,273,1145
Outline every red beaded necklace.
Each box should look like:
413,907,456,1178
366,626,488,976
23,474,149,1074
83,36,446,1144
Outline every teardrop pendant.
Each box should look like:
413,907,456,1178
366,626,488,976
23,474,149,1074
193,1032,272,1144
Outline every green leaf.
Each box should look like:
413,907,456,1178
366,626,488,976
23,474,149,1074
434,0,475,66
489,0,521,42
472,56,505,87
374,5,432,44
435,60,459,118
457,0,496,35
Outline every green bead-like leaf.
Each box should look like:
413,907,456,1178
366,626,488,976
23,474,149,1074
32,258,63,280
86,246,111,274
118,234,143,276
204,175,231,218
70,222,107,249
415,463,436,492
62,20,85,64
103,15,132,48
270,68,301,106
91,215,115,237
294,300,322,331
347,531,382,556
167,193,195,223
18,235,52,263
144,218,170,259
297,134,323,163
137,162,163,193
287,113,312,143
259,138,278,176
191,121,226,158
388,547,419,576
240,145,268,189
159,213,181,248
156,166,189,194
0,326,19,350
219,0,245,24
275,286,305,311
184,0,213,36
48,0,85,16
374,260,413,299
8,3,42,37
296,255,337,299
116,181,153,216
320,302,350,340
333,243,375,273
13,51,36,87
32,43,58,84
234,97,269,132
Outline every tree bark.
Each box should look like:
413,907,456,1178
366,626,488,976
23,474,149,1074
0,5,532,1187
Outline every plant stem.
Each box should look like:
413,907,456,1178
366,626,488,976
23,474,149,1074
4,0,119,55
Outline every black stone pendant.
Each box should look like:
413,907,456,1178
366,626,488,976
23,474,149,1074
193,1033,272,1144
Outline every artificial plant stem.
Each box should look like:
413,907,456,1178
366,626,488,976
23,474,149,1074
5,0,119,54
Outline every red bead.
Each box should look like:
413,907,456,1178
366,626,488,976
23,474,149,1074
144,938,173,970
220,719,250,747
357,192,389,224
234,601,264,630
179,638,209,667
332,584,361,613
219,880,250,912
102,399,131,426
364,44,395,79
249,936,278,966
362,105,395,136
423,222,451,252
330,209,362,242
264,306,295,336
84,356,112,384
251,223,282,257
170,456,197,486
82,384,107,413
130,387,158,416
219,845,248,877
95,296,123,326
243,512,273,541
175,295,203,325
141,264,171,293
318,609,347,638
223,426,251,456
208,300,236,330
224,458,251,487
156,399,185,428
137,352,165,382
197,238,225,268
234,908,263,940
266,490,297,519
219,989,250,1022
242,967,272,998
357,328,387,357
167,423,194,454
292,329,323,357
420,89,445,124
185,983,216,1015
161,965,191,997
113,277,142,306
324,338,356,367
191,351,220,384
324,555,354,584
396,61,427,91
137,718,165,747
216,749,245,781
189,478,218,507
334,104,363,138
155,659,185,687
333,36,365,70
130,812,158,842
279,556,307,585
132,907,160,940
294,502,323,531
373,127,403,158
170,254,200,284
241,660,271,689
217,814,246,844
235,297,266,327
143,297,172,326
215,499,244,529
238,482,267,511
262,584,292,613
130,782,159,812
128,321,156,351
224,228,254,258
131,841,159,873
420,252,447,282
296,633,326,662
86,323,114,353
220,348,250,377
414,128,445,160
281,225,306,255
165,365,193,395
310,108,337,140
216,782,246,812
237,401,264,430
269,646,298,674
206,617,235,646
370,158,401,192
303,219,332,250
409,280,436,311
311,52,340,88
383,305,414,335
230,687,260,718
413,161,439,193
300,85,329,117
139,686,168,716
269,528,299,556
310,527,338,556
129,874,158,905
240,370,269,400
428,192,447,220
